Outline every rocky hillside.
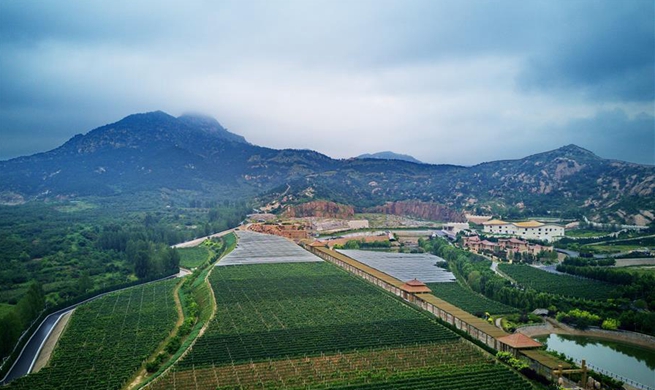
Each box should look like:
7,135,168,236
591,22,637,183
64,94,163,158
366,201,465,222
0,111,652,225
281,201,355,219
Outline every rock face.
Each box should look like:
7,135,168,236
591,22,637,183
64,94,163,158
367,201,465,222
282,201,355,219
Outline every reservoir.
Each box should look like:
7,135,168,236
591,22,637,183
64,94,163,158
536,334,655,389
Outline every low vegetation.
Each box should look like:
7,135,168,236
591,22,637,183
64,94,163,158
177,246,211,269
151,343,533,390
497,264,617,300
426,282,519,316
149,261,532,390
0,199,248,365
6,279,178,390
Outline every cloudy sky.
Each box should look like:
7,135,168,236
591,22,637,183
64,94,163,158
1,0,653,165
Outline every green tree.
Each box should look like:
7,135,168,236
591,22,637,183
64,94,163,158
77,271,93,294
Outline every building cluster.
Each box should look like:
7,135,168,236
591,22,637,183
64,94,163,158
463,235,553,256
482,219,564,242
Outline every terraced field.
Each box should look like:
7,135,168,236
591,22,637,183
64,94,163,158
6,279,178,390
498,264,618,300
426,282,519,315
148,262,533,390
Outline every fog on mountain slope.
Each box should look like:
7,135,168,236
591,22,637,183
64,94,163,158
356,151,423,164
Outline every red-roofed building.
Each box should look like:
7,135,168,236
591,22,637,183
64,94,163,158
401,279,432,294
497,333,543,355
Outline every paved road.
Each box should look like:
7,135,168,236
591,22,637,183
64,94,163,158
172,228,236,248
1,228,237,385
0,274,177,385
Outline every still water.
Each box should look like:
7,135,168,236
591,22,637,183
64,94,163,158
536,334,655,388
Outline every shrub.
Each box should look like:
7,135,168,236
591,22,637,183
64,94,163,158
601,318,620,330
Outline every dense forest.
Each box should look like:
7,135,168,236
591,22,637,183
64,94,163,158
0,197,249,363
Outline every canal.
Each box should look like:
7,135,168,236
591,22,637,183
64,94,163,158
536,334,655,389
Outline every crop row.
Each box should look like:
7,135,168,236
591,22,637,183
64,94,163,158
149,341,532,389
498,264,617,300
426,282,519,315
7,279,178,390
178,246,212,269
174,262,458,370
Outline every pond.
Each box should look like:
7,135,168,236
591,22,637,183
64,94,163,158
536,334,655,389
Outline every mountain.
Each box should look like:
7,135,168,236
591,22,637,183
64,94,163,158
0,111,653,225
357,151,422,164
265,144,654,224
177,113,249,144
0,111,336,200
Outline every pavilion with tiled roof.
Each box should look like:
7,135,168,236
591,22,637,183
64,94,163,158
497,333,543,355
401,279,432,294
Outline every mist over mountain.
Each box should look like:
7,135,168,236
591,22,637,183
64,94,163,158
0,111,653,225
357,151,423,164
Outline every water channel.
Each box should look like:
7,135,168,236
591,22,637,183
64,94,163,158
536,334,655,389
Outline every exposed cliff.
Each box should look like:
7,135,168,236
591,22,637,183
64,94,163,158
282,201,355,219
367,201,465,222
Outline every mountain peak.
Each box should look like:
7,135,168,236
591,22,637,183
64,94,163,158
178,112,222,126
120,110,176,124
542,144,602,162
178,113,248,144
557,144,596,156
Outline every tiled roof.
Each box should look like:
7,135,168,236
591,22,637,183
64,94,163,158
483,219,509,226
497,333,542,349
406,278,427,286
513,220,544,228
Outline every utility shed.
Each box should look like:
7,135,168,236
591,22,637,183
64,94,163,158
401,279,432,294
497,333,543,355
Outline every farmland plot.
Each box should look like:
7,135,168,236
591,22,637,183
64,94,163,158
426,282,519,315
178,246,211,269
148,262,533,389
151,341,532,390
498,264,617,300
6,279,178,390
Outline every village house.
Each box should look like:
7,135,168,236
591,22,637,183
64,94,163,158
463,235,553,256
482,219,564,242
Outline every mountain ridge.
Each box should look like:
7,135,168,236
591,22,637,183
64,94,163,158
0,111,652,225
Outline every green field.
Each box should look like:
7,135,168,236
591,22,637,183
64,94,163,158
148,262,533,390
427,282,519,316
0,303,14,317
7,279,178,390
498,264,618,300
178,246,211,268
585,244,650,254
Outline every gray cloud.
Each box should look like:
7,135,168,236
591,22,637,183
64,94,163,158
517,1,654,102
549,109,654,165
0,0,652,165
